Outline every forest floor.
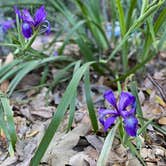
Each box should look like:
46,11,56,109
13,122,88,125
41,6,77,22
0,35,166,166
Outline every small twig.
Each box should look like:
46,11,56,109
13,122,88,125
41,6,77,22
147,74,166,102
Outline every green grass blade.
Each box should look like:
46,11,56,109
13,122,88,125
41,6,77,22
0,92,17,156
49,62,77,92
108,0,164,61
126,0,137,30
154,7,166,33
130,81,144,127
158,26,166,50
84,68,98,132
8,56,73,96
0,60,21,78
113,53,154,82
127,141,146,166
151,122,166,136
97,120,119,166
0,0,43,7
30,62,94,166
116,0,126,36
67,91,77,132
67,61,81,131
0,63,25,84
59,20,86,54
138,119,153,136
0,93,17,147
8,61,39,96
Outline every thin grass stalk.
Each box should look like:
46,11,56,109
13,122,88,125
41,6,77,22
116,0,128,71
30,62,94,166
84,69,98,132
108,0,164,61
97,120,120,166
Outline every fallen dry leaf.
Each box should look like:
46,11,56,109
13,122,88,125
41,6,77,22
31,106,55,119
41,122,91,165
158,117,166,125
85,135,103,153
69,152,91,166
0,156,18,166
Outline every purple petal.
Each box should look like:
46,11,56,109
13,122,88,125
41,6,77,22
40,20,51,35
120,108,136,118
34,5,47,27
98,108,117,126
1,20,15,32
123,115,138,137
22,9,34,25
118,92,135,111
14,6,21,18
22,22,33,38
103,116,117,132
98,108,118,131
44,20,51,35
104,90,117,108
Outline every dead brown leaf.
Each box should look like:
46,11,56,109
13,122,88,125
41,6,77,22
158,117,166,125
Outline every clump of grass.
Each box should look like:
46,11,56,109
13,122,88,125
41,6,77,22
0,1,165,165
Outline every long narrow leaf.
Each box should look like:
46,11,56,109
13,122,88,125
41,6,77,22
97,120,119,166
67,61,81,131
30,62,94,166
0,92,17,156
84,69,98,132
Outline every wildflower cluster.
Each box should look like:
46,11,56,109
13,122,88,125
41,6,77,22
14,5,50,38
98,90,138,137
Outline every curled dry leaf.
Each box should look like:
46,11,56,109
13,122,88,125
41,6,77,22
142,102,163,119
158,117,166,125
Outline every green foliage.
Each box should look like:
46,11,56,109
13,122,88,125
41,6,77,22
0,0,166,165
0,92,17,156
97,120,119,166
30,61,97,166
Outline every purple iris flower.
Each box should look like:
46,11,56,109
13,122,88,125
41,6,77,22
0,20,15,32
98,90,138,137
14,5,50,38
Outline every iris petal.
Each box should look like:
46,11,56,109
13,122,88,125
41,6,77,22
118,92,135,111
120,108,136,118
103,116,117,132
1,20,15,32
39,20,51,35
34,5,46,27
22,9,34,25
98,108,117,126
14,6,21,18
123,116,138,137
104,90,117,108
22,22,33,38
